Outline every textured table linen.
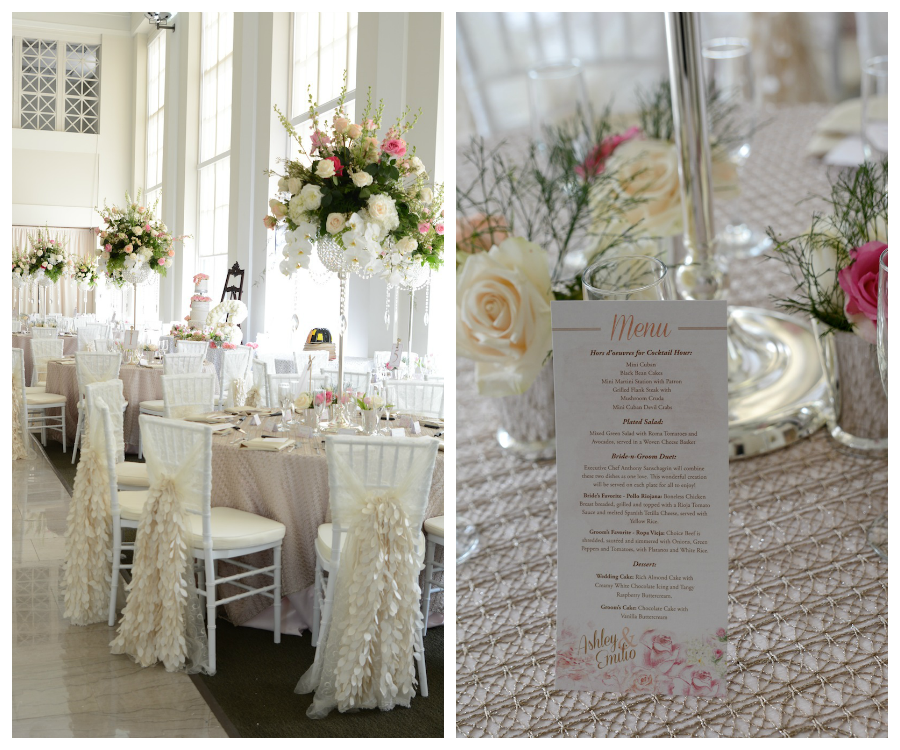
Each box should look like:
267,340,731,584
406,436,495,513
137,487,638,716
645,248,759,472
455,105,888,737
44,360,218,453
209,417,445,626
12,333,78,384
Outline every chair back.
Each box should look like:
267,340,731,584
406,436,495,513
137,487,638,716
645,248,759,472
387,381,445,419
12,348,29,446
175,339,210,358
219,346,252,404
29,337,65,385
325,435,438,546
78,323,107,350
163,352,204,375
266,373,305,407
139,415,212,521
251,359,270,405
74,352,122,399
293,350,329,380
84,379,126,466
93,338,117,353
92,400,124,520
336,370,371,393
32,326,58,338
12,320,22,333
161,373,216,418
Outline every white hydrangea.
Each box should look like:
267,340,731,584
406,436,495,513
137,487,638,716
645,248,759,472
366,194,399,231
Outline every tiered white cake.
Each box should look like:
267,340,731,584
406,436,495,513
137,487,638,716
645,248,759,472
189,275,211,329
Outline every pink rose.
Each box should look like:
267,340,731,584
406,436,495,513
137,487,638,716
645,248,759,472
139,206,146,212
364,118,375,130
418,222,431,234
672,664,721,697
167,249,175,257
435,223,444,235
713,647,725,660
93,227,101,236
638,630,683,675
144,223,152,231
124,244,133,253
310,130,332,153
382,138,407,157
158,258,165,265
838,240,886,345
325,155,344,176
222,342,237,350
716,627,726,639
576,126,641,180
263,215,277,230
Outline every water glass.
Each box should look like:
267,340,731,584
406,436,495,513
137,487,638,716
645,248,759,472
313,387,328,433
527,58,591,145
582,256,676,301
877,248,888,396
277,382,292,432
862,55,888,161
702,38,755,166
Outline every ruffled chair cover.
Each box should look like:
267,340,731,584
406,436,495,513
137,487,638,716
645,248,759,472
110,417,211,674
12,348,34,460
295,438,438,717
246,359,268,408
219,346,252,409
62,379,125,625
161,373,216,419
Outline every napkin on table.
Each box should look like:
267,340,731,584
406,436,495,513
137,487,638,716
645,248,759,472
241,437,293,451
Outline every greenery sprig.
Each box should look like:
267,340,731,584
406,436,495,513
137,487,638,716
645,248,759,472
766,158,888,333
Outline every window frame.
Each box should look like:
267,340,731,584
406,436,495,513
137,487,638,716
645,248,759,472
12,33,102,134
144,28,166,202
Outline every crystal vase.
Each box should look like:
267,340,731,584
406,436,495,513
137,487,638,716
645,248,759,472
492,359,556,460
815,324,888,456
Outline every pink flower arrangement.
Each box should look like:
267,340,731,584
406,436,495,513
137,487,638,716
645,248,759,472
838,240,886,345
575,126,641,180
192,273,209,284
221,342,237,350
246,342,259,349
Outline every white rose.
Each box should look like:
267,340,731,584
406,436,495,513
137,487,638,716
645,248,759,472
366,194,399,231
409,156,426,175
595,139,683,238
277,176,289,192
316,160,336,179
287,177,303,195
351,171,373,188
288,195,307,224
419,187,434,205
326,213,346,235
298,184,323,212
456,237,553,397
396,236,418,255
294,392,312,410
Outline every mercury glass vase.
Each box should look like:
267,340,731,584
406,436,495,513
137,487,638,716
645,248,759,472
493,359,556,461
814,324,888,456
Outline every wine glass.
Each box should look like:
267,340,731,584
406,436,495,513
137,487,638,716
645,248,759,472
868,248,888,562
702,38,772,260
276,382,292,432
582,255,676,300
527,58,592,147
313,387,328,435
862,56,888,161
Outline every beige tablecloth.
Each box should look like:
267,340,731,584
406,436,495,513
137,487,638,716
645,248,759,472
455,105,888,737
12,333,78,384
44,360,218,453
210,416,445,626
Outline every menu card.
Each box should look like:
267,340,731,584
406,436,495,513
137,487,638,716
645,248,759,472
551,300,728,696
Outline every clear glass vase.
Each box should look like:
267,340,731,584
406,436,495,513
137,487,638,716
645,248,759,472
492,359,556,460
814,324,888,456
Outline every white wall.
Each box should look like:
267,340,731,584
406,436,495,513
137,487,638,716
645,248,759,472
12,18,136,229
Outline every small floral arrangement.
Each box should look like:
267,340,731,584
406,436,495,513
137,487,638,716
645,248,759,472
191,295,212,302
265,73,444,286
141,343,159,352
356,393,384,411
768,158,887,344
95,190,188,287
206,299,247,346
314,388,337,406
73,257,100,288
245,342,259,350
192,273,209,285
24,227,70,283
219,342,237,350
169,323,193,339
293,391,313,411
12,248,31,278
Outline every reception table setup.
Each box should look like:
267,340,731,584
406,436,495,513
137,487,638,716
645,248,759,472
12,25,447,734
455,12,887,738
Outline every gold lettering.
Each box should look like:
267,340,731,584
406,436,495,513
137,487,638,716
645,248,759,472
610,314,672,341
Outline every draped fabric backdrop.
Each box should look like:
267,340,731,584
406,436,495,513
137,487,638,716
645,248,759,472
12,226,97,317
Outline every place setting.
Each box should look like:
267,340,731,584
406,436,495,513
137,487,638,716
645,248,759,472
11,10,446,740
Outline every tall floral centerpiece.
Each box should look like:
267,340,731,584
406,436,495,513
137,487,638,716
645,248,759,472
265,75,444,425
22,227,70,316
72,256,100,315
768,158,888,455
95,191,187,328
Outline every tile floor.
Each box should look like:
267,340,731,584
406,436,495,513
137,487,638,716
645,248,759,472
11,441,228,738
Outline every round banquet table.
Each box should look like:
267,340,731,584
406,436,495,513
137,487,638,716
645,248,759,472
44,359,219,454
12,333,78,384
208,415,445,627
455,104,888,737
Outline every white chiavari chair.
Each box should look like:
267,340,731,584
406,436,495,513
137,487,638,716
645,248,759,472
175,340,210,358
162,373,216,419
265,373,306,409
32,326,58,338
386,381,445,419
420,516,444,638
29,337,64,388
136,353,206,457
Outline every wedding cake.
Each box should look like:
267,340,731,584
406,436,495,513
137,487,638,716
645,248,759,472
189,273,212,329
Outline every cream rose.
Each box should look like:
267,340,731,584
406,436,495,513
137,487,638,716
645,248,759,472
419,187,434,205
269,199,287,221
351,171,373,188
599,139,684,238
333,116,349,134
456,237,553,397
326,213,346,235
277,176,289,193
367,194,399,230
293,392,312,411
286,177,303,195
395,236,418,255
316,159,336,179
347,123,362,139
409,155,426,175
298,184,323,211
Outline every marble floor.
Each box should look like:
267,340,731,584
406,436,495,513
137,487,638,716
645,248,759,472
11,440,228,738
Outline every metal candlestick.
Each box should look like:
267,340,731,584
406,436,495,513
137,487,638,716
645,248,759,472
665,12,829,459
